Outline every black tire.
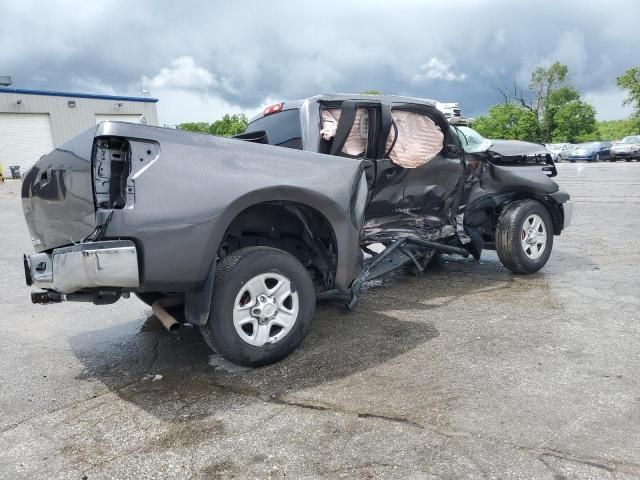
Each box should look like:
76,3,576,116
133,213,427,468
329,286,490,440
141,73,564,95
495,200,554,274
569,159,576,163
200,247,316,367
557,155,562,163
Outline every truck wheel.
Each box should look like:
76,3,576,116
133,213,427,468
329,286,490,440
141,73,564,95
495,200,553,274
200,247,315,367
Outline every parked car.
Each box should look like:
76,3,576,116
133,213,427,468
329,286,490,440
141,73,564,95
545,143,573,162
22,94,573,366
610,136,640,162
566,142,612,162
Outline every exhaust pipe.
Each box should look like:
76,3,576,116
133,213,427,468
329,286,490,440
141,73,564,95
152,296,184,334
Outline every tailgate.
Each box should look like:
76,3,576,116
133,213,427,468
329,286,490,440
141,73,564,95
21,127,97,252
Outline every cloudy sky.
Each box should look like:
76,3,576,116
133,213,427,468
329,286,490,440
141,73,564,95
1,0,638,125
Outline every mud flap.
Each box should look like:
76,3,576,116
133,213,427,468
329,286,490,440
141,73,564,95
464,226,483,260
184,260,216,326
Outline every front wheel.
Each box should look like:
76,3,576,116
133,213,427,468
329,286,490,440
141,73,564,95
200,247,316,367
495,200,554,274
595,153,600,162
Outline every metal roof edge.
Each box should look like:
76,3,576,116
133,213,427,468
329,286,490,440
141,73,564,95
0,87,159,103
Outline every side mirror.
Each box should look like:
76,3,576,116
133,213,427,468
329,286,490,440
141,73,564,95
447,144,464,156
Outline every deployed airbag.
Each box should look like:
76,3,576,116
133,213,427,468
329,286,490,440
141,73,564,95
386,111,444,168
321,108,368,157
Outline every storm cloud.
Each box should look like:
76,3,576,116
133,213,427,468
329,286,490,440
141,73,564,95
1,0,638,124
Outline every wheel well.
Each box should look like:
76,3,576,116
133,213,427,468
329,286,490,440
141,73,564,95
219,202,338,289
465,193,564,242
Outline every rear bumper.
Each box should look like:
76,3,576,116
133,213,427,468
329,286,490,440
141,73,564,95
24,240,139,294
611,152,634,159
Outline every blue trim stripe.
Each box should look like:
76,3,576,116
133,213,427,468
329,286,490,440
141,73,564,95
0,87,158,103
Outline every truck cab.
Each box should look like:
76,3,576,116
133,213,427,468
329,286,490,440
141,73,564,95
244,94,572,269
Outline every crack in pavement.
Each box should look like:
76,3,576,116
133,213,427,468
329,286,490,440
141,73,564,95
3,334,639,478
538,450,617,475
213,384,640,476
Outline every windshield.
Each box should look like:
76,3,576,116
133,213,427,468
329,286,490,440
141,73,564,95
454,126,493,153
621,136,640,144
577,143,599,148
546,144,563,151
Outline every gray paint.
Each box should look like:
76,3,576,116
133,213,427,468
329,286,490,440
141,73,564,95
21,93,571,300
0,90,158,147
22,122,365,292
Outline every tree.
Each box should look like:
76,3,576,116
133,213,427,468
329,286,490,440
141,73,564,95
541,86,580,142
488,62,600,142
177,122,211,134
529,62,569,119
551,100,597,142
473,104,541,142
209,114,248,136
178,113,248,137
597,119,638,141
616,67,640,129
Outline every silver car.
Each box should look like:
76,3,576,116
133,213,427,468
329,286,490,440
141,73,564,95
610,136,640,162
545,143,573,162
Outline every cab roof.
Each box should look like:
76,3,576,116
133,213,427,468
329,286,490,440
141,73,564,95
250,93,438,123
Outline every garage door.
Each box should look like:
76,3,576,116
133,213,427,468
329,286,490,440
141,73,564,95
0,113,54,177
95,114,144,124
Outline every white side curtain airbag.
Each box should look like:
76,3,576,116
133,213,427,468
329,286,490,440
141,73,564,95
321,108,368,157
386,111,444,168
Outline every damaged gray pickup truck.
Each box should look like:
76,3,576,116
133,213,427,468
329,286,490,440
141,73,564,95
22,94,572,366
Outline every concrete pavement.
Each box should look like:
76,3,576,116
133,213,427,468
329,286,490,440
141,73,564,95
1,162,639,479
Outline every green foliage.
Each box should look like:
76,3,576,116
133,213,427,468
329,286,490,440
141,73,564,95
617,67,640,129
551,100,597,142
530,62,570,142
541,86,580,141
529,62,568,102
177,122,211,134
473,104,541,142
596,119,639,141
178,113,248,137
482,62,605,143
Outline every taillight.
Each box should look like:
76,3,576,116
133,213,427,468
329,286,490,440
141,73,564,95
263,102,284,116
93,137,130,209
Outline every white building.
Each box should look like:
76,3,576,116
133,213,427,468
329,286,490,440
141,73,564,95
0,88,158,176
